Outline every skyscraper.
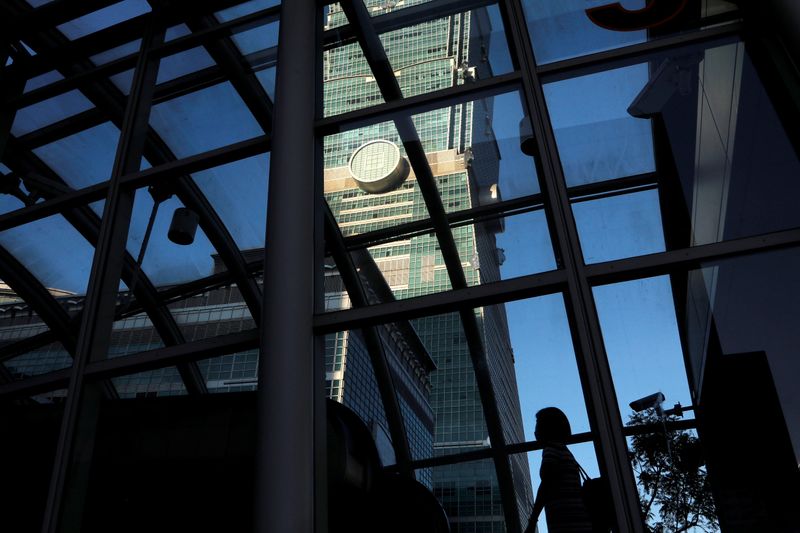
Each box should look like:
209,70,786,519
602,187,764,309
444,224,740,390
322,2,532,530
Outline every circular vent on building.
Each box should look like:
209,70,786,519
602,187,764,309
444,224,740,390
348,140,410,194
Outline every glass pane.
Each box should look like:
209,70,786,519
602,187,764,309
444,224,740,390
23,70,64,94
595,248,800,530
552,40,800,261
56,0,151,40
323,3,512,117
324,89,552,297
192,153,270,251
149,81,264,158
215,0,280,21
405,311,484,461
31,122,121,191
0,213,99,295
573,187,665,264
323,329,399,461
503,294,589,444
545,63,656,187
523,0,739,65
11,90,94,136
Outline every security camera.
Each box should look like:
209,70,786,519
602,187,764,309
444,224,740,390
629,392,665,414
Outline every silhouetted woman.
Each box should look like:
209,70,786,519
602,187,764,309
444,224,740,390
525,407,592,533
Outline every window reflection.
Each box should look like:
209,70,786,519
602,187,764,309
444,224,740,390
523,0,739,65
552,40,800,263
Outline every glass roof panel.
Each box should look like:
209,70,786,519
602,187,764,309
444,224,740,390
323,329,388,439
89,39,142,66
23,70,64,93
31,121,120,189
573,188,665,264
215,0,280,22
229,21,279,56
149,81,263,158
165,24,191,41
544,63,656,186
411,91,541,206
56,0,151,41
157,46,216,83
0,213,99,295
523,0,739,65
107,46,216,96
192,153,270,251
10,90,94,136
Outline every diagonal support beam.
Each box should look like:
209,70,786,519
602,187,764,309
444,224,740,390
339,1,521,530
323,205,414,476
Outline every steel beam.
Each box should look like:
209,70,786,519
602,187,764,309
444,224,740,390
256,0,319,531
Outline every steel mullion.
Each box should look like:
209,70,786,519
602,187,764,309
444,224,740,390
10,2,266,329
0,328,260,399
500,0,646,530
314,266,566,338
40,16,166,532
342,192,545,251
586,228,800,286
1,136,208,395
342,172,659,251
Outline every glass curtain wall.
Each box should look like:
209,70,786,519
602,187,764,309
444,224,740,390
1,0,799,532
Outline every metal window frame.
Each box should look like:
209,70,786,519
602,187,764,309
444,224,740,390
1,1,799,532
